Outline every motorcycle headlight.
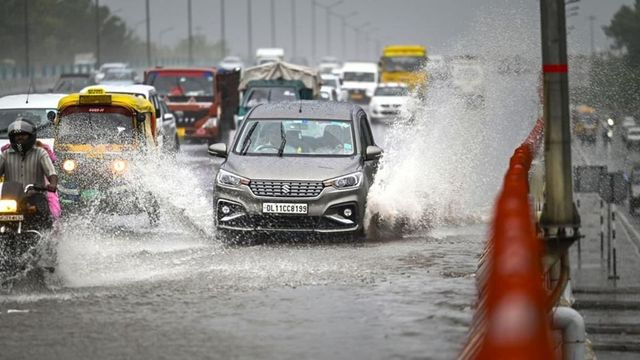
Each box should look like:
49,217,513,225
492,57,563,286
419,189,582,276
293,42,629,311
62,159,77,173
323,172,362,189
112,159,128,175
217,169,250,187
0,200,17,213
607,130,613,138
608,118,615,127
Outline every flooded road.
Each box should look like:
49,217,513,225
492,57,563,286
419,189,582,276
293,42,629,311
0,145,484,359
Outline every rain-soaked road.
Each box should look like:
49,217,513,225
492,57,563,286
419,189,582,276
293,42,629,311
0,142,483,360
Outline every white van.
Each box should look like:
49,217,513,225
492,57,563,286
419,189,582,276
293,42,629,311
255,48,285,65
340,62,379,104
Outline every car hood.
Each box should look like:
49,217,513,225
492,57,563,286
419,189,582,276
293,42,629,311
224,155,361,181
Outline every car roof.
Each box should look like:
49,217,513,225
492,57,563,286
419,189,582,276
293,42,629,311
248,101,360,121
341,62,378,71
80,84,155,98
0,93,67,109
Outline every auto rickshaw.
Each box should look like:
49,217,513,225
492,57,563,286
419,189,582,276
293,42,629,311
55,88,160,223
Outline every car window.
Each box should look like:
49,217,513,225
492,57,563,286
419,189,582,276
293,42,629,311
359,113,374,151
234,119,355,157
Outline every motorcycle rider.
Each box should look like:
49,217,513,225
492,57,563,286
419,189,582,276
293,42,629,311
0,119,58,229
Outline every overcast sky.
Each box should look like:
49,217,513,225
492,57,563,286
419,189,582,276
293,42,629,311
102,0,634,61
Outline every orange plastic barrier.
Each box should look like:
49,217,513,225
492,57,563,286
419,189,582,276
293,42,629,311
460,118,556,359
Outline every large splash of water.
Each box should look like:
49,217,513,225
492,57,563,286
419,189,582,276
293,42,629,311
366,2,541,232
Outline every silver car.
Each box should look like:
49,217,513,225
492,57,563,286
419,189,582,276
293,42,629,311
208,101,383,241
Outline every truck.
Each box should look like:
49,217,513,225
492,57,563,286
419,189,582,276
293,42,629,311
255,48,285,65
379,45,427,89
236,61,321,123
340,62,379,104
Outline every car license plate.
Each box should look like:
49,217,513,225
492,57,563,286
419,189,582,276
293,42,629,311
177,128,186,137
262,203,308,214
0,215,24,221
351,93,363,100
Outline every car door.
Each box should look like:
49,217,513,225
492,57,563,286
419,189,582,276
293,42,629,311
358,112,380,185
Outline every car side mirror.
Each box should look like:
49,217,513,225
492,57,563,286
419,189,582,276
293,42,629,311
162,113,174,122
365,145,383,160
339,78,344,85
136,112,146,122
208,143,228,158
47,111,56,123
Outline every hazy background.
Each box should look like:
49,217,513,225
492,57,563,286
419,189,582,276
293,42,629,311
103,0,633,61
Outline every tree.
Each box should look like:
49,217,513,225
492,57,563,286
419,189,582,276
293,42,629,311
604,0,640,67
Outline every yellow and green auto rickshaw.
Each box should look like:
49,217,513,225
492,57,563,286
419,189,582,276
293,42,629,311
55,88,161,223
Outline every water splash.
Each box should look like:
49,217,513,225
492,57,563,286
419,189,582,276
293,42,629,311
366,3,541,233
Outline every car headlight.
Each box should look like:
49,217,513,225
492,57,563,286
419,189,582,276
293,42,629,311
217,169,250,187
112,159,128,175
62,159,77,173
203,117,218,128
323,172,362,189
607,130,613,138
0,200,17,213
608,118,615,127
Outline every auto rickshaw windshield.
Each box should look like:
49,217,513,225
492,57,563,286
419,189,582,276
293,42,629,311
58,109,135,144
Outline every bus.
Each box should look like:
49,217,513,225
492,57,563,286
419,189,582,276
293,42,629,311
379,45,427,89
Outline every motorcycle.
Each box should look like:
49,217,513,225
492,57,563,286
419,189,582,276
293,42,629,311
0,181,55,276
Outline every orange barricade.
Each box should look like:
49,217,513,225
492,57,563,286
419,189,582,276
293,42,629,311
460,118,556,359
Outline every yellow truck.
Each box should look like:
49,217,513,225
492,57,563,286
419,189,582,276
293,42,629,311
379,45,427,89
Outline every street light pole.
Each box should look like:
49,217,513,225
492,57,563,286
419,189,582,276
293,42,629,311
271,0,276,46
539,0,579,231
24,0,30,77
311,0,316,63
221,0,226,59
96,0,101,66
291,0,297,58
335,11,357,61
188,0,193,65
247,0,253,62
146,0,151,66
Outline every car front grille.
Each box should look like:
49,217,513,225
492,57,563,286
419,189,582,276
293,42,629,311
250,180,324,198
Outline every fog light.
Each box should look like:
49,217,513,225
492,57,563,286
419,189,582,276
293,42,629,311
221,205,231,214
343,208,353,218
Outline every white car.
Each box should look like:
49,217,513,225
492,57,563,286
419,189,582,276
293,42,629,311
340,62,379,104
320,73,343,101
319,86,338,101
219,56,245,71
98,68,139,86
624,126,640,149
80,85,180,152
94,62,129,82
369,83,410,123
0,93,66,149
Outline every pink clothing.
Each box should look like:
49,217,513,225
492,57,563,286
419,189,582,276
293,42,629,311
1,142,61,219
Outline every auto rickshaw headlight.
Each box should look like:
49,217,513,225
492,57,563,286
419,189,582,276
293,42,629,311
0,200,17,213
112,160,128,175
62,159,77,173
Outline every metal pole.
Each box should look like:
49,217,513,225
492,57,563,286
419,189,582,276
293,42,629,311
326,8,331,56
291,0,297,58
188,0,193,65
271,0,276,47
96,0,101,66
146,0,151,66
247,0,253,62
539,0,579,231
311,0,316,63
588,15,595,57
221,0,226,59
24,0,30,77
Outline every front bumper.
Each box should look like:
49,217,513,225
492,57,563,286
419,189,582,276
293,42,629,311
213,182,366,234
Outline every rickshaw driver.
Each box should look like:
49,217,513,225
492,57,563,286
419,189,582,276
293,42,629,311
0,119,58,228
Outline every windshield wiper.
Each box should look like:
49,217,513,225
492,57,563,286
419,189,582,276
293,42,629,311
277,122,286,157
240,122,259,155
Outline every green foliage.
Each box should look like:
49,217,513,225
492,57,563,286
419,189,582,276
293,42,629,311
0,0,142,66
604,0,640,67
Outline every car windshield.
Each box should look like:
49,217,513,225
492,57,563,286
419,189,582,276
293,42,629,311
321,77,339,88
53,76,92,93
243,88,298,108
343,72,375,82
147,71,215,98
103,70,136,81
381,56,425,72
58,109,135,144
235,119,355,156
0,109,56,138
374,87,409,96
